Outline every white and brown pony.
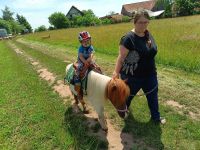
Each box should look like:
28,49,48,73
66,64,130,131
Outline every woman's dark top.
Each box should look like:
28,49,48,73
120,31,157,77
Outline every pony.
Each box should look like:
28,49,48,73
66,64,130,131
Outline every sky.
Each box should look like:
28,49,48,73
0,0,147,29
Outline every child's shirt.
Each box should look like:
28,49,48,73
78,45,94,61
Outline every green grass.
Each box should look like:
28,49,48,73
11,36,200,149
24,15,200,73
1,15,200,149
0,42,103,149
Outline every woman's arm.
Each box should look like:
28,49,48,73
112,45,129,78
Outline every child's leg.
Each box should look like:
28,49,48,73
74,64,89,113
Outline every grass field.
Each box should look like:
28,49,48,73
0,42,103,149
1,15,200,150
25,15,200,74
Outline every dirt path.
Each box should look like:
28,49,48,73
8,41,137,150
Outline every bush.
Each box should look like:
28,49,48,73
101,18,112,25
122,16,131,22
34,25,47,32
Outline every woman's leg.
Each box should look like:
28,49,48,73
120,74,141,108
142,74,160,120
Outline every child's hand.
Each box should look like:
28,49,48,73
84,61,89,67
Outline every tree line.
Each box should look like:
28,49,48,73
44,0,199,31
0,6,32,34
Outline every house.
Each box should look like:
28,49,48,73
121,0,164,17
66,6,84,20
99,13,124,23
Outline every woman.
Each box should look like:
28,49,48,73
113,9,165,124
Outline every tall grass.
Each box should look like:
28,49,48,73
25,15,200,73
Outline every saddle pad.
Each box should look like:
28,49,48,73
65,65,74,84
65,65,88,94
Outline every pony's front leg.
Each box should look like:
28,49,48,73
97,107,108,132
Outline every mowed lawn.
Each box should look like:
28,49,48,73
0,42,101,149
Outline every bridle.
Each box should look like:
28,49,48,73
117,105,128,113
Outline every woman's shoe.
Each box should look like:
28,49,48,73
152,117,166,125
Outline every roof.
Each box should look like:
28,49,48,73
99,13,123,19
122,0,156,12
66,5,84,17
145,9,165,17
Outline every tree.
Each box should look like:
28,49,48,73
155,0,174,17
190,0,200,14
34,25,47,32
48,12,70,29
1,6,14,21
0,19,11,33
8,20,22,34
108,11,116,15
74,9,101,26
172,0,198,16
16,14,32,33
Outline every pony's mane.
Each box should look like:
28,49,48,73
106,78,130,108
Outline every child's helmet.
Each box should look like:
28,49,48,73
78,31,91,42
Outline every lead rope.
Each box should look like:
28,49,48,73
129,84,158,97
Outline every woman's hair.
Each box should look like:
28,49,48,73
133,9,150,24
133,9,151,48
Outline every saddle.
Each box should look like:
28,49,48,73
64,63,102,95
73,62,102,79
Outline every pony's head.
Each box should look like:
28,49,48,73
106,78,130,118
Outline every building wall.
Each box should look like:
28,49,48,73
66,7,82,19
121,7,134,17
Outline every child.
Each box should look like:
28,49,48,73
73,31,94,113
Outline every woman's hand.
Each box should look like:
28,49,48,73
112,71,119,79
